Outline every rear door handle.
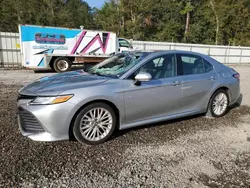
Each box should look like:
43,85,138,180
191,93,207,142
170,81,181,86
208,76,216,80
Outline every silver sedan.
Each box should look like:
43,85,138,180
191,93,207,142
17,50,241,145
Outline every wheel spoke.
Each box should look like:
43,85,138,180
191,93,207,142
99,124,108,132
82,127,92,136
97,109,104,119
82,114,92,121
100,111,109,120
90,110,95,119
221,97,227,104
214,106,218,114
80,124,90,130
101,123,112,128
93,128,98,139
220,93,224,100
101,118,112,124
96,128,101,139
218,105,221,114
86,128,94,138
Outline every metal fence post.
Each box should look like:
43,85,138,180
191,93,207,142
0,33,2,68
224,47,228,64
11,33,14,67
5,33,9,67
239,47,243,64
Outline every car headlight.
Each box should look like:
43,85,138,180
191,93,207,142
29,95,73,105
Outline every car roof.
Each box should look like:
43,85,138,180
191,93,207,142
139,50,207,57
117,50,212,64
121,50,209,59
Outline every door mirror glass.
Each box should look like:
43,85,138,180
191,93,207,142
135,72,152,82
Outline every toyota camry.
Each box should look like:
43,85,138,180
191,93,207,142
17,50,240,145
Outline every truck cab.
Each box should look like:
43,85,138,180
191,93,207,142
118,38,134,53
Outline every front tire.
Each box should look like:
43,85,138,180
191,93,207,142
73,103,117,145
53,57,72,73
206,89,229,117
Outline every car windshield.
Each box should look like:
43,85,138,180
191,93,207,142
87,52,146,77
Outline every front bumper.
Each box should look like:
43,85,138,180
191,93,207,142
17,99,78,142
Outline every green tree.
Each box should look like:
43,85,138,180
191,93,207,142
0,0,249,46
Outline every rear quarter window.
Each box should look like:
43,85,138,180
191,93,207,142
203,59,213,72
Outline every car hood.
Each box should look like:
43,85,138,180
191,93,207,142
19,70,109,96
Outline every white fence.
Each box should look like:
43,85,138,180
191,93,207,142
0,32,250,68
0,32,21,68
132,41,250,64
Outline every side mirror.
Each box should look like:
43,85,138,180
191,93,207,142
134,72,152,85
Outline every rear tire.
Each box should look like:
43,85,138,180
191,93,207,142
73,102,117,145
53,57,72,73
206,89,229,118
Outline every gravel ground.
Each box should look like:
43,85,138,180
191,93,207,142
0,69,250,187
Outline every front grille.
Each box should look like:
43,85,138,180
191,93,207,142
18,107,44,133
17,94,36,101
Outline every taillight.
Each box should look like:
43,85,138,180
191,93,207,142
233,73,240,80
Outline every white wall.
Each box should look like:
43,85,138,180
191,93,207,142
132,41,250,64
1,32,250,68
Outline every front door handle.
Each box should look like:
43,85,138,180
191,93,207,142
170,81,181,86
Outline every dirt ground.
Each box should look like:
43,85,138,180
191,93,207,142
0,67,250,187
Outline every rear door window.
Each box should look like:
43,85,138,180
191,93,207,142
176,54,213,75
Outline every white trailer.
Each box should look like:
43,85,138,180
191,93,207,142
19,24,134,72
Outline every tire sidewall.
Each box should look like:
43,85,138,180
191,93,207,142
53,57,72,73
73,103,117,145
209,89,229,117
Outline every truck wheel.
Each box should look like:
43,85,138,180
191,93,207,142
53,57,72,73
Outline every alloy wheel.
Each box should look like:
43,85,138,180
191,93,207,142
212,92,228,116
79,108,113,141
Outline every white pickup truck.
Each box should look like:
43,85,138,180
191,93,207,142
19,24,134,72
